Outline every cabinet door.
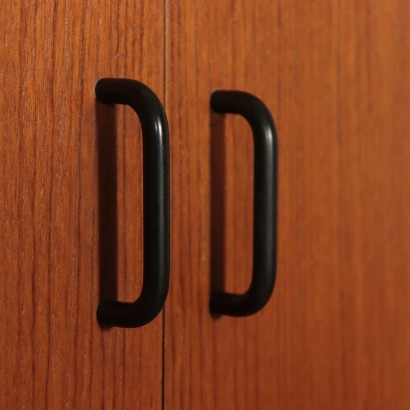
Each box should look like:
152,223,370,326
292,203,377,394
165,1,410,409
0,1,165,408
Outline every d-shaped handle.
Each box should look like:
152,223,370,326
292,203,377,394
210,90,278,317
96,78,170,328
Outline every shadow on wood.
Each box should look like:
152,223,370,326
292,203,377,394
210,110,226,318
96,101,118,328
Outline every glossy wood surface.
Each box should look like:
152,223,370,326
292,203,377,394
1,1,409,409
165,0,410,409
0,1,164,408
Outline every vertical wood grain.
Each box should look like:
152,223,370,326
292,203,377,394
165,0,410,409
0,1,165,408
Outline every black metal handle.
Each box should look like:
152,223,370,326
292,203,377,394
210,90,278,317
95,78,170,328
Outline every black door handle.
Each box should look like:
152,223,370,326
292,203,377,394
210,90,278,317
95,78,170,328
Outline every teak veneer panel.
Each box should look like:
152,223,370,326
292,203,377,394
0,1,165,408
165,0,410,409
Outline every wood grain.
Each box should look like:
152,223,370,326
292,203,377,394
0,1,165,408
165,0,410,409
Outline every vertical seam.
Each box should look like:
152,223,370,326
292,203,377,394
162,0,168,409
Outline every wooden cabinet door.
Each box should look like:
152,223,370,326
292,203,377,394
1,1,409,409
165,1,410,409
0,1,165,408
